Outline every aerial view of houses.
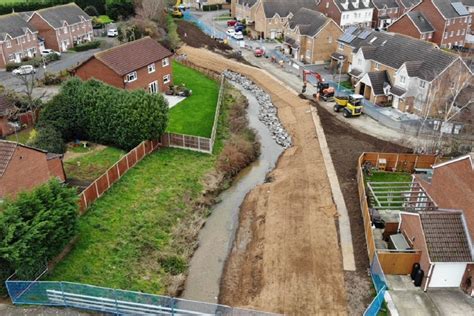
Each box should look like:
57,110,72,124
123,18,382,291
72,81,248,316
0,0,472,315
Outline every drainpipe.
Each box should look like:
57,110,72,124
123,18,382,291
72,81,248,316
424,263,434,292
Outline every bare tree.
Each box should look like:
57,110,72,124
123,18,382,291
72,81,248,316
135,0,169,27
15,71,45,124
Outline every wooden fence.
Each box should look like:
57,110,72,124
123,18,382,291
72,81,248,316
78,140,160,214
357,152,436,274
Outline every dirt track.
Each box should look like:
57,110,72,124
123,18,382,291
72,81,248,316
179,46,347,315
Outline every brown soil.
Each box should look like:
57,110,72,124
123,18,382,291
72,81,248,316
313,101,411,314
179,46,347,315
176,20,231,51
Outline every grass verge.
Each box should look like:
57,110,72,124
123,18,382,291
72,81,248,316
48,83,259,295
166,61,219,138
64,147,125,182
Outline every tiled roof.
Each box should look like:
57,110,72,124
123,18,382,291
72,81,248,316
462,0,474,6
0,13,37,41
263,0,317,18
405,60,424,76
288,8,329,37
0,140,17,177
420,211,472,262
390,85,407,96
372,0,399,9
284,36,299,48
93,37,173,76
33,3,91,29
238,0,258,6
407,11,435,33
367,71,391,95
398,0,421,8
334,0,374,11
433,0,470,19
0,95,14,116
349,69,363,77
338,28,460,81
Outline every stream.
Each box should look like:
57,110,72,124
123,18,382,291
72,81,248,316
181,83,284,303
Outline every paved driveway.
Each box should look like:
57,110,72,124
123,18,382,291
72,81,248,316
428,289,474,315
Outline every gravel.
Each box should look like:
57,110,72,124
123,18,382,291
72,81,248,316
223,70,292,148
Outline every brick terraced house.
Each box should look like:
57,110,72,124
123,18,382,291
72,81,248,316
0,95,14,137
283,8,343,64
74,37,173,93
372,0,401,29
395,0,421,14
388,0,472,48
0,13,40,68
0,140,66,199
232,0,259,23
27,3,93,52
317,0,374,29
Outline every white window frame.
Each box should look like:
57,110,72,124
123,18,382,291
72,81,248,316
400,75,406,84
64,26,68,34
149,81,158,94
374,62,380,70
338,43,344,50
328,36,333,43
447,19,451,26
326,2,329,8
162,57,169,67
419,80,426,88
126,71,138,82
148,63,156,73
444,32,448,39
6,40,11,48
428,33,433,39
163,74,171,84
450,30,454,37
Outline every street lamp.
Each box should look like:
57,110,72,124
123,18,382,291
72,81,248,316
337,56,344,92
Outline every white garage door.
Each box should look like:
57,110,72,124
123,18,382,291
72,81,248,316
429,263,467,288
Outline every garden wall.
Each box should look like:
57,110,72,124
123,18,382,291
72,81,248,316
78,139,160,214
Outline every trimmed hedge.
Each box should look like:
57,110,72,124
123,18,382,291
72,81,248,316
202,4,223,11
0,0,106,16
37,78,169,151
6,53,60,72
71,40,101,52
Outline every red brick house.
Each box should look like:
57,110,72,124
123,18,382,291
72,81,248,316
395,0,420,14
372,0,401,29
316,0,374,29
0,95,15,137
0,13,40,68
0,140,66,199
388,0,471,48
27,3,93,52
74,37,173,93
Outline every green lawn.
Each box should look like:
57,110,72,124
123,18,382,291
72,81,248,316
64,147,125,182
166,61,219,138
366,171,412,183
49,148,217,293
95,15,113,24
366,172,413,209
6,128,33,144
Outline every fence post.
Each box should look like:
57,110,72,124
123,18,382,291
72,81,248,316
114,289,119,314
182,134,185,147
60,282,67,307
198,137,201,151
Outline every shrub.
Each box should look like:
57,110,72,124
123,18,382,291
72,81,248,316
42,70,69,86
84,5,99,16
28,126,66,154
38,78,169,150
6,57,43,72
160,255,187,275
106,0,134,20
72,40,101,52
0,180,78,294
202,4,222,11
217,135,259,176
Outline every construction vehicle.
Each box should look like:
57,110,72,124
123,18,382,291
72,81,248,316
333,94,364,118
172,0,183,18
301,70,335,101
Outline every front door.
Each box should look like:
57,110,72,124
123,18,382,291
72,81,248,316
270,31,276,39
392,97,399,109
149,81,158,94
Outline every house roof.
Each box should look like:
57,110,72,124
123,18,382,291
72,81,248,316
407,11,435,33
0,140,17,177
338,28,460,81
461,0,474,6
367,71,391,95
398,0,421,8
333,0,374,12
262,0,317,18
432,0,470,19
93,37,173,76
420,211,472,262
288,8,329,37
390,85,407,96
32,3,91,28
0,13,37,41
0,95,14,117
372,0,399,9
238,0,258,6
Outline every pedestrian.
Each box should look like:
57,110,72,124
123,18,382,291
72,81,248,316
184,32,187,38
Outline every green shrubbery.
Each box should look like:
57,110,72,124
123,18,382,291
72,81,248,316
71,40,101,52
6,53,60,72
37,78,168,151
0,180,79,295
202,4,223,11
28,126,66,154
0,1,106,16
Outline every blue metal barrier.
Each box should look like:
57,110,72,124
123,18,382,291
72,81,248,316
364,254,388,316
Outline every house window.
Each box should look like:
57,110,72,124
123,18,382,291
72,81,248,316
328,36,333,43
444,32,448,39
433,120,440,131
163,74,171,84
149,81,158,94
8,54,14,62
421,34,425,40
16,38,20,45
27,33,30,42
148,63,156,73
326,1,329,8
374,62,380,70
462,29,465,35
428,33,433,39
126,71,137,82
453,124,462,134
419,80,426,88
82,22,86,29
400,75,406,84
450,30,454,37
162,57,169,67
447,19,450,26
6,40,11,48
457,29,460,36
338,43,344,50
64,26,68,34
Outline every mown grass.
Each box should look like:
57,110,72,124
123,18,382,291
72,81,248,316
366,171,413,209
366,171,412,183
64,147,125,182
6,128,33,144
95,15,113,24
166,61,219,138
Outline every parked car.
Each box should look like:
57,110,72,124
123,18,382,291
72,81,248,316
226,28,235,36
254,47,264,57
12,65,36,75
233,32,244,40
107,29,118,37
235,25,245,32
40,49,61,57
227,20,237,27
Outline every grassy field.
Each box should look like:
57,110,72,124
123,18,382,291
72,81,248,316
64,147,125,182
166,61,219,138
366,171,412,183
366,171,413,209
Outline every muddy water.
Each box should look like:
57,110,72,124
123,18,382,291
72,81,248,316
181,84,283,303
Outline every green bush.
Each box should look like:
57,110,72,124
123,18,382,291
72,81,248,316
38,78,169,150
28,126,66,154
202,4,222,11
84,5,99,16
6,57,43,72
72,40,101,52
0,1,106,16
41,70,70,86
106,0,134,20
0,179,78,294
160,255,187,275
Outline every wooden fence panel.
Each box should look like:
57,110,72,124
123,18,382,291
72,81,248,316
107,165,119,185
117,157,128,176
136,143,145,161
78,195,87,214
82,185,98,208
96,174,109,197
127,151,137,167
415,155,437,169
378,251,421,275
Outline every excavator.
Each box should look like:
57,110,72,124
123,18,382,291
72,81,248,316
301,70,335,101
172,0,184,18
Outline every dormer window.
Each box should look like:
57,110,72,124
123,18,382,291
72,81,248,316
63,26,68,34
6,40,11,48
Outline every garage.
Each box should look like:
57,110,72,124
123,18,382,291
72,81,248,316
429,263,467,288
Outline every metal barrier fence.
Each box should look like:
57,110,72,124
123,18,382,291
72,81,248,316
6,281,278,315
364,254,388,316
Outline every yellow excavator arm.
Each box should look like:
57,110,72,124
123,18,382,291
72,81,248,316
172,0,183,18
